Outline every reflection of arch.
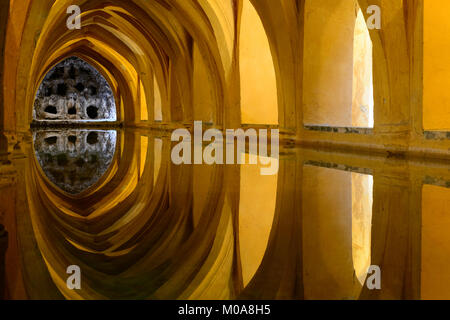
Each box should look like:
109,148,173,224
19,133,240,299
238,153,278,288
421,185,450,299
239,0,278,125
20,133,277,299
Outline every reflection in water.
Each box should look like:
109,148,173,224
0,129,450,300
0,224,7,300
422,185,450,299
33,130,117,194
302,166,373,300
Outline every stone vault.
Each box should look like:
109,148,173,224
33,57,117,122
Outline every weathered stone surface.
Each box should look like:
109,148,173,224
33,130,116,194
33,57,117,122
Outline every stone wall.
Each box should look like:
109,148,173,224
33,130,117,194
33,57,117,122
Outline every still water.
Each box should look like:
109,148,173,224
0,129,449,300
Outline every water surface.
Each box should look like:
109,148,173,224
0,129,449,300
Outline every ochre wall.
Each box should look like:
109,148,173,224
421,184,450,299
239,153,277,287
303,0,355,126
239,0,278,125
424,0,450,131
303,0,374,128
302,165,373,299
302,165,354,299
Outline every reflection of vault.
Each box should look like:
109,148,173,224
1,0,450,301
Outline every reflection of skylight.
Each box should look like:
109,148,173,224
352,173,373,286
33,57,117,122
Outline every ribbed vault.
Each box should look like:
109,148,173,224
1,0,450,301
7,0,237,131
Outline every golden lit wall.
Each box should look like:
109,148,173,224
424,0,450,131
239,0,278,125
303,0,355,126
421,184,450,299
302,166,353,299
239,153,277,287
303,0,373,128
302,165,373,299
